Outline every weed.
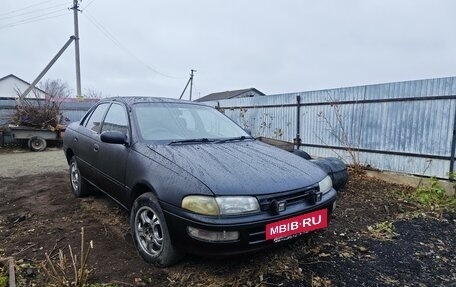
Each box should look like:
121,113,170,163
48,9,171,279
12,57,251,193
412,177,456,211
0,277,7,287
316,91,367,175
239,107,249,129
0,261,9,287
367,221,398,240
0,271,7,287
273,128,283,139
41,227,93,287
448,171,456,181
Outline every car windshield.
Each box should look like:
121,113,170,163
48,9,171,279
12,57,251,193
133,102,250,142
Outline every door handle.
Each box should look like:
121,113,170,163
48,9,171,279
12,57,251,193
93,143,99,152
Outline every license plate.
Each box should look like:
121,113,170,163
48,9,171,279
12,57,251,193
266,208,328,240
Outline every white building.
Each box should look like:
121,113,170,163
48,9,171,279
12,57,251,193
0,74,46,98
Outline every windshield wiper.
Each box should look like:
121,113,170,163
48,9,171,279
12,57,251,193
214,136,255,144
168,138,214,145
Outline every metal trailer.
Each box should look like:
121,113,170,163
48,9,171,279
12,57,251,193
7,126,62,151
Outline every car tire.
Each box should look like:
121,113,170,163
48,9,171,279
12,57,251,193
28,136,47,152
130,193,184,267
311,158,348,190
69,156,91,197
291,149,311,160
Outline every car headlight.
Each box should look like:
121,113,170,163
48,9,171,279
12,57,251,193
182,195,260,216
319,175,333,194
181,196,219,216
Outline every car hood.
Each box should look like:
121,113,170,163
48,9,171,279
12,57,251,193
147,140,326,196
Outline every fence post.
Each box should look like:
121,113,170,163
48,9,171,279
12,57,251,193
293,95,302,149
449,101,456,178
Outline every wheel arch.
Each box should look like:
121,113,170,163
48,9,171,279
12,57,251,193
129,181,158,210
65,148,75,164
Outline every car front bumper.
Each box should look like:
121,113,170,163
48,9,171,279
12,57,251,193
162,188,337,256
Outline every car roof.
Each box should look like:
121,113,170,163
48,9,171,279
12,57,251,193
100,96,208,106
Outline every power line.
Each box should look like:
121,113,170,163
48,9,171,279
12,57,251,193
192,79,203,100
0,10,68,30
81,0,97,11
84,12,183,79
84,11,184,80
0,2,71,21
0,0,62,17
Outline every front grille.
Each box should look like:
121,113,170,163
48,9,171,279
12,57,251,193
248,226,266,245
256,184,319,212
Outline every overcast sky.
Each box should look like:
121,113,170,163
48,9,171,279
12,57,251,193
1,0,455,99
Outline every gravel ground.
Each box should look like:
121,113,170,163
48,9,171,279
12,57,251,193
0,148,67,177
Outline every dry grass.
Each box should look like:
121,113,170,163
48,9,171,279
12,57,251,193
41,227,93,287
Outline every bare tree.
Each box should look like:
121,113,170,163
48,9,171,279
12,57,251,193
84,87,103,99
40,79,72,100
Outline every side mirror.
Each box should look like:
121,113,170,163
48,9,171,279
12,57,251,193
100,131,127,145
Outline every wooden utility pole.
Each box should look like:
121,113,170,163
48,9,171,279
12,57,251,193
72,0,82,97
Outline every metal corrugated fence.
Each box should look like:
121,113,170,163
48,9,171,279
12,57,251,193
205,77,456,178
2,78,456,178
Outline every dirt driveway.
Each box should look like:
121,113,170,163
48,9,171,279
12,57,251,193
0,149,455,286
0,148,67,177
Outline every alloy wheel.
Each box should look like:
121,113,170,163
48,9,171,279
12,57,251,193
70,161,80,192
135,206,164,256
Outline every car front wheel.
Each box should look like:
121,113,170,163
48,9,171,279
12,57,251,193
69,156,91,197
130,193,183,267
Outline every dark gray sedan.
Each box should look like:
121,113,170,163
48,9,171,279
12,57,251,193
63,97,337,267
